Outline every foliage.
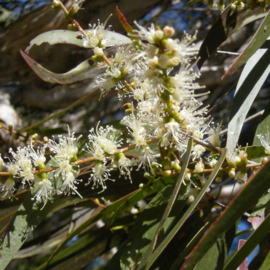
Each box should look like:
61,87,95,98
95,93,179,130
1,0,270,269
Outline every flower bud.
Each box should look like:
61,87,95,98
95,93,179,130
155,30,164,40
172,159,181,171
94,47,103,56
52,0,61,9
194,160,204,173
163,26,175,38
161,170,172,177
187,195,195,203
228,168,235,178
262,157,269,165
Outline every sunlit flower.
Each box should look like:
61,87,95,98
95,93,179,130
32,179,54,207
86,124,122,160
89,162,112,190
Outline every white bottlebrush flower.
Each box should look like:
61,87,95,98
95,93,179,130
137,146,159,174
49,127,81,160
72,0,85,13
208,123,223,147
19,166,35,185
162,121,186,150
28,144,47,168
164,31,197,61
257,130,270,155
51,156,82,197
112,153,133,182
61,171,82,198
134,22,157,44
32,179,54,207
9,147,32,172
121,114,148,147
9,147,34,185
83,20,108,49
88,163,112,190
6,162,20,177
194,159,204,173
226,150,241,167
192,144,206,160
86,124,122,160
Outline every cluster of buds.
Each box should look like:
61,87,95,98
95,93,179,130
203,0,269,12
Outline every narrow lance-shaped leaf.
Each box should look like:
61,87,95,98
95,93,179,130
222,10,270,79
182,159,270,270
138,137,193,269
0,193,59,269
260,250,270,269
143,148,228,269
25,29,131,53
253,100,270,162
224,212,270,270
21,50,105,84
45,176,176,266
198,6,268,69
226,38,270,153
120,182,190,269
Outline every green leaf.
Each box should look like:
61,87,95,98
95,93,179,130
226,38,270,153
222,10,270,79
168,213,212,270
21,51,104,84
246,146,268,160
251,192,270,217
36,221,127,269
120,182,190,269
45,177,175,267
0,193,59,269
253,100,270,162
260,251,270,269
224,212,270,270
198,6,268,69
196,235,227,270
25,29,131,53
137,138,193,269
144,148,228,269
182,159,270,270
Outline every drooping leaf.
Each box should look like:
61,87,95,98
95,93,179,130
21,50,105,84
0,193,59,269
224,212,270,270
222,10,270,79
143,148,228,269
25,29,131,53
226,38,270,153
182,159,270,270
198,6,268,69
